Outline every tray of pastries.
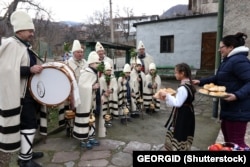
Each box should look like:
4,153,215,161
153,88,176,99
198,83,228,98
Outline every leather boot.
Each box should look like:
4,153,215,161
32,152,44,160
18,159,42,167
120,118,126,125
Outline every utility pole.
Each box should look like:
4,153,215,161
212,0,224,118
109,0,116,70
109,0,114,43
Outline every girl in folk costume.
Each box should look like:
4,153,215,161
144,63,161,113
130,59,146,118
159,63,196,151
117,64,133,124
73,51,101,149
98,62,118,137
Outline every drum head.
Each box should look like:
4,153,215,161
29,67,71,106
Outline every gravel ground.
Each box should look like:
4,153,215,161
0,152,13,167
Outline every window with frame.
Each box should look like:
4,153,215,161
160,35,174,53
212,0,218,3
123,23,129,29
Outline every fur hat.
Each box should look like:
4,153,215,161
104,62,112,71
130,58,136,65
87,51,101,64
149,63,156,70
95,42,104,52
71,40,83,53
123,64,131,72
136,59,142,65
10,10,35,33
137,40,145,50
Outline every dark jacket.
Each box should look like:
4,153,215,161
199,46,250,121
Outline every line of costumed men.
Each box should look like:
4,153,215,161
69,40,158,149
50,40,158,149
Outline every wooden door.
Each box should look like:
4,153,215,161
201,32,217,70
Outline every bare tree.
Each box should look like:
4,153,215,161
122,7,133,42
85,8,111,41
113,6,134,43
0,0,52,37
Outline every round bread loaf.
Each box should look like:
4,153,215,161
218,86,226,92
209,91,228,97
209,86,226,92
199,88,209,94
204,83,215,90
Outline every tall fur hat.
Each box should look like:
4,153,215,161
137,40,145,50
136,59,142,65
104,62,112,71
95,42,104,52
123,64,131,72
149,63,156,70
72,40,83,53
10,10,35,33
87,51,101,64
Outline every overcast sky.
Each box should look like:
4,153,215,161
0,0,188,22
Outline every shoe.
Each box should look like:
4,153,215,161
127,117,132,122
120,118,127,125
146,109,151,114
32,152,44,160
104,121,112,128
80,141,93,149
88,138,100,146
18,159,42,167
131,112,140,118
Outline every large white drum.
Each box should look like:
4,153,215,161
29,62,75,106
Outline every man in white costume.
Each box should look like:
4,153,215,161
98,62,118,137
130,40,154,75
58,39,87,135
73,51,101,149
0,11,44,167
144,63,161,113
130,59,146,118
95,41,114,73
95,41,114,116
66,39,87,82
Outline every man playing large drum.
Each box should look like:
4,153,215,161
0,11,44,167
73,51,101,149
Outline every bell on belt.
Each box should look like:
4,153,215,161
123,107,129,115
89,114,96,126
150,103,155,109
103,114,112,128
137,98,143,103
65,110,75,119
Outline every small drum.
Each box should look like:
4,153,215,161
29,62,75,106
